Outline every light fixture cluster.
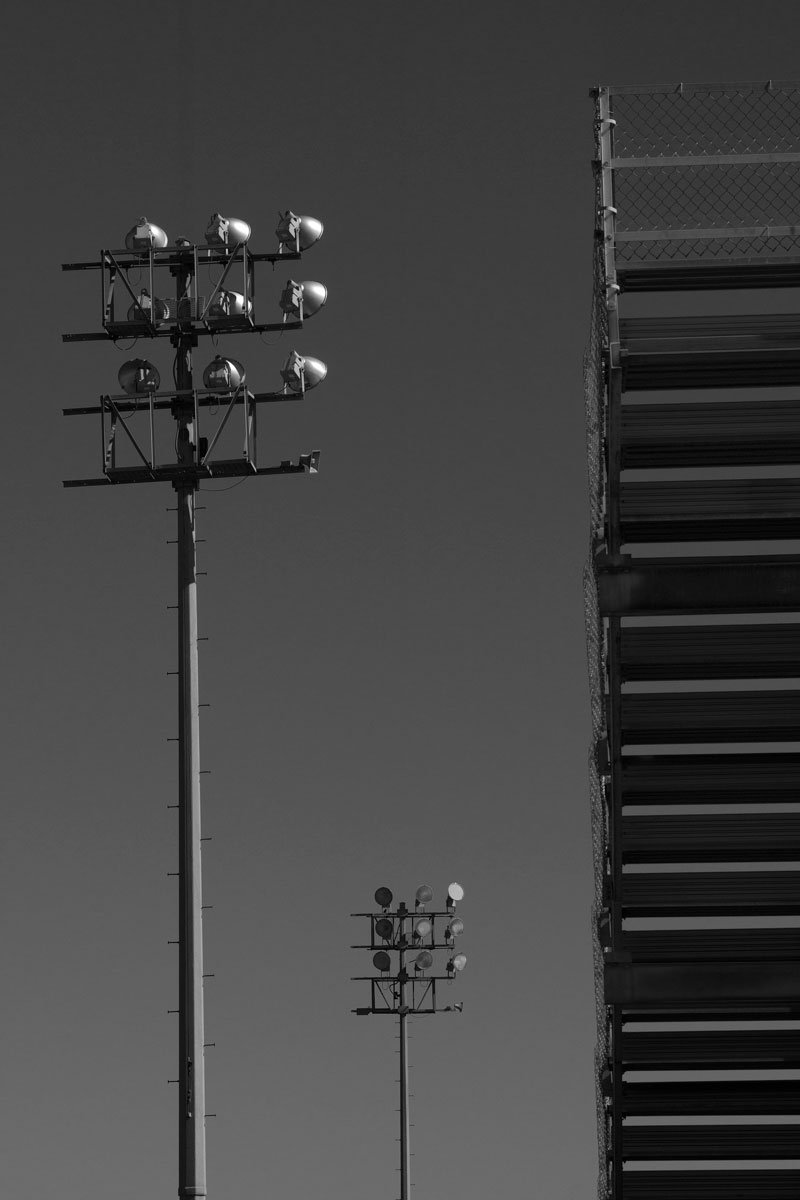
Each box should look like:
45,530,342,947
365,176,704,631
122,210,323,255
113,211,328,400
370,883,467,979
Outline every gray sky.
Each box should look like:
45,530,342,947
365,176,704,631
4,3,800,1198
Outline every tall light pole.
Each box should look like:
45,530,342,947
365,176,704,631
352,883,467,1200
62,212,328,1199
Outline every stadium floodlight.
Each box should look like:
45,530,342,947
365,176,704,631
279,279,328,320
204,213,251,247
208,290,253,320
281,350,328,393
415,884,434,909
374,886,393,909
413,918,432,940
124,217,168,250
202,356,246,391
375,917,394,942
127,289,170,324
118,359,161,394
373,951,392,973
447,882,464,911
414,950,433,971
446,917,464,940
447,953,467,975
275,211,324,252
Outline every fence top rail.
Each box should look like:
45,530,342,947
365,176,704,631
595,81,800,97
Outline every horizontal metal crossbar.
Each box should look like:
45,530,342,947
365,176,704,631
63,320,301,343
63,461,314,488
612,153,800,167
63,390,301,417
617,225,800,241
61,249,301,271
604,81,800,96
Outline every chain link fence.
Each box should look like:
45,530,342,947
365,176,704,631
604,83,800,263
584,138,610,1200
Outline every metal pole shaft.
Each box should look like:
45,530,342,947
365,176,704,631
397,908,410,1200
175,317,207,1198
399,1008,410,1200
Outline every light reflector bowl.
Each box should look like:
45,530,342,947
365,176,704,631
118,359,160,394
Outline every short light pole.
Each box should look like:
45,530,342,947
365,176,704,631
62,212,328,1199
352,883,467,1200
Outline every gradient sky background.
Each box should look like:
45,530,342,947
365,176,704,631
4,4,800,1198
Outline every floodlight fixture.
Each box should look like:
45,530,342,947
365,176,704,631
279,279,328,320
446,917,464,940
280,350,327,393
447,882,464,911
447,953,467,975
375,917,394,942
415,884,434,909
414,950,433,972
275,210,324,252
127,289,170,324
118,359,161,395
374,886,393,909
202,356,246,391
413,918,432,940
208,290,253,320
124,217,168,251
373,951,392,973
204,213,251,247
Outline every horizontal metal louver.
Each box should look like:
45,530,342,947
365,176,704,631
622,1123,800,1159
622,870,800,915
622,753,800,803
621,1169,800,1200
619,314,800,390
620,480,800,542
621,624,800,679
621,929,800,960
621,813,800,862
621,1028,800,1067
621,691,800,743
621,1079,800,1116
622,399,800,468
